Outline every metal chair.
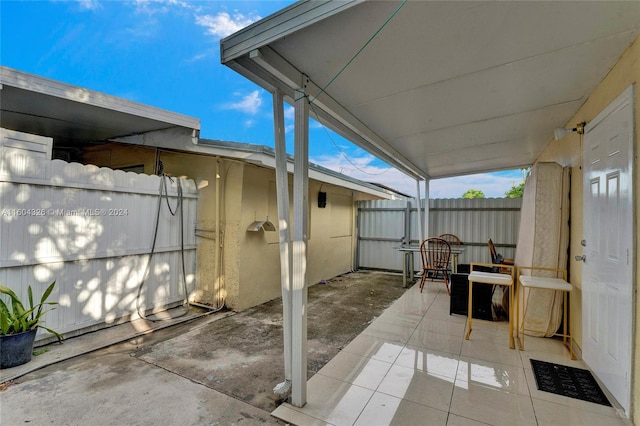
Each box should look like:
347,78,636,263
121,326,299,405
418,237,452,294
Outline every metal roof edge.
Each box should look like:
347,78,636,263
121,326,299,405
198,138,406,199
0,66,200,130
220,0,363,63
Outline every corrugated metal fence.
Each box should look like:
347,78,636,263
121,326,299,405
0,153,197,342
356,198,522,271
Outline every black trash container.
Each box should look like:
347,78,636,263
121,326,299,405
449,272,494,321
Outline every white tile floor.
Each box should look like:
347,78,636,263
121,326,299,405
272,281,632,426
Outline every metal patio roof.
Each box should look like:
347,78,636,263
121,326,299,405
0,66,200,145
220,0,640,180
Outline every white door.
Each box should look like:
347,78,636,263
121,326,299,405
582,85,634,414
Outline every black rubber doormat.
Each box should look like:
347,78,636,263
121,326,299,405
530,359,611,406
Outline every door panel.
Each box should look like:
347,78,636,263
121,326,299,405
582,85,634,414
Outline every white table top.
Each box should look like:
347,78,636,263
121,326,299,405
469,270,513,285
394,245,465,255
519,275,573,291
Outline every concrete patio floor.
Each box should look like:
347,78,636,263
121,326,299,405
0,271,633,425
0,271,405,425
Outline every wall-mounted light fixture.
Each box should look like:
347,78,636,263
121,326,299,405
554,122,586,141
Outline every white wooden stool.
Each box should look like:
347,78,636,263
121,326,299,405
517,266,575,360
464,262,516,349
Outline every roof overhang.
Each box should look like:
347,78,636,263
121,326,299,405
197,138,407,199
221,0,640,180
0,66,200,146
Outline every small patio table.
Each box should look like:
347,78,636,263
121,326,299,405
394,243,465,288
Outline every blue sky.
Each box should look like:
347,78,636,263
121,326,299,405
1,0,523,198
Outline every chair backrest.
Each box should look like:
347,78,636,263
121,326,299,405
439,233,461,246
488,238,504,264
420,237,451,269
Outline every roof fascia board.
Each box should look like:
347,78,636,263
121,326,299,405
125,134,400,198
249,47,426,179
195,139,399,199
220,0,363,63
255,153,397,199
224,58,291,97
1,66,200,130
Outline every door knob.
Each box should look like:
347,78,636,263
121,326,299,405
575,255,586,262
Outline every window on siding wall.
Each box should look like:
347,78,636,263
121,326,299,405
330,193,353,238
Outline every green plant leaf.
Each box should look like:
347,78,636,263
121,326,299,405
28,285,34,311
0,286,25,316
40,325,63,343
36,281,56,319
0,282,61,338
0,298,12,334
33,346,51,356
40,281,56,305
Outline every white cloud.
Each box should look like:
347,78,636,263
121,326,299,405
311,153,416,196
77,0,102,11
132,0,167,15
222,90,263,115
284,105,295,120
311,152,523,199
128,0,203,19
186,52,208,62
195,11,260,39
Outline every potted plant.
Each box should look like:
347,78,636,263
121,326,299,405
0,281,63,369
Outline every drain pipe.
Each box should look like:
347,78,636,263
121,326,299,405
214,157,223,309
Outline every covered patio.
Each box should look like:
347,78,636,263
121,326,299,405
220,0,640,421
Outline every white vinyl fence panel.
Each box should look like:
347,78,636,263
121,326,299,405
357,198,521,272
0,153,197,342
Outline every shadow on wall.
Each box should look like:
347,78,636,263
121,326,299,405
0,152,198,342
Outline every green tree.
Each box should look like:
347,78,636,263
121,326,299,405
462,189,485,199
504,182,525,198
504,168,530,198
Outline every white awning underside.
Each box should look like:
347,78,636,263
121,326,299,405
221,0,640,180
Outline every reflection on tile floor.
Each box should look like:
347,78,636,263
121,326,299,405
272,282,632,426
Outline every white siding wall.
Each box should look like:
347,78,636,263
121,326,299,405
0,152,197,342
1,128,52,160
357,198,521,271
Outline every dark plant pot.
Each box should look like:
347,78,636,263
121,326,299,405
0,328,37,369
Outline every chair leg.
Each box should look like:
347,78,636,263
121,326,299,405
465,280,473,340
516,284,523,350
508,283,514,349
419,270,428,292
443,270,451,295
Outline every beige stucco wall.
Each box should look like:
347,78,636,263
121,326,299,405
232,164,362,311
536,34,639,419
81,144,384,312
